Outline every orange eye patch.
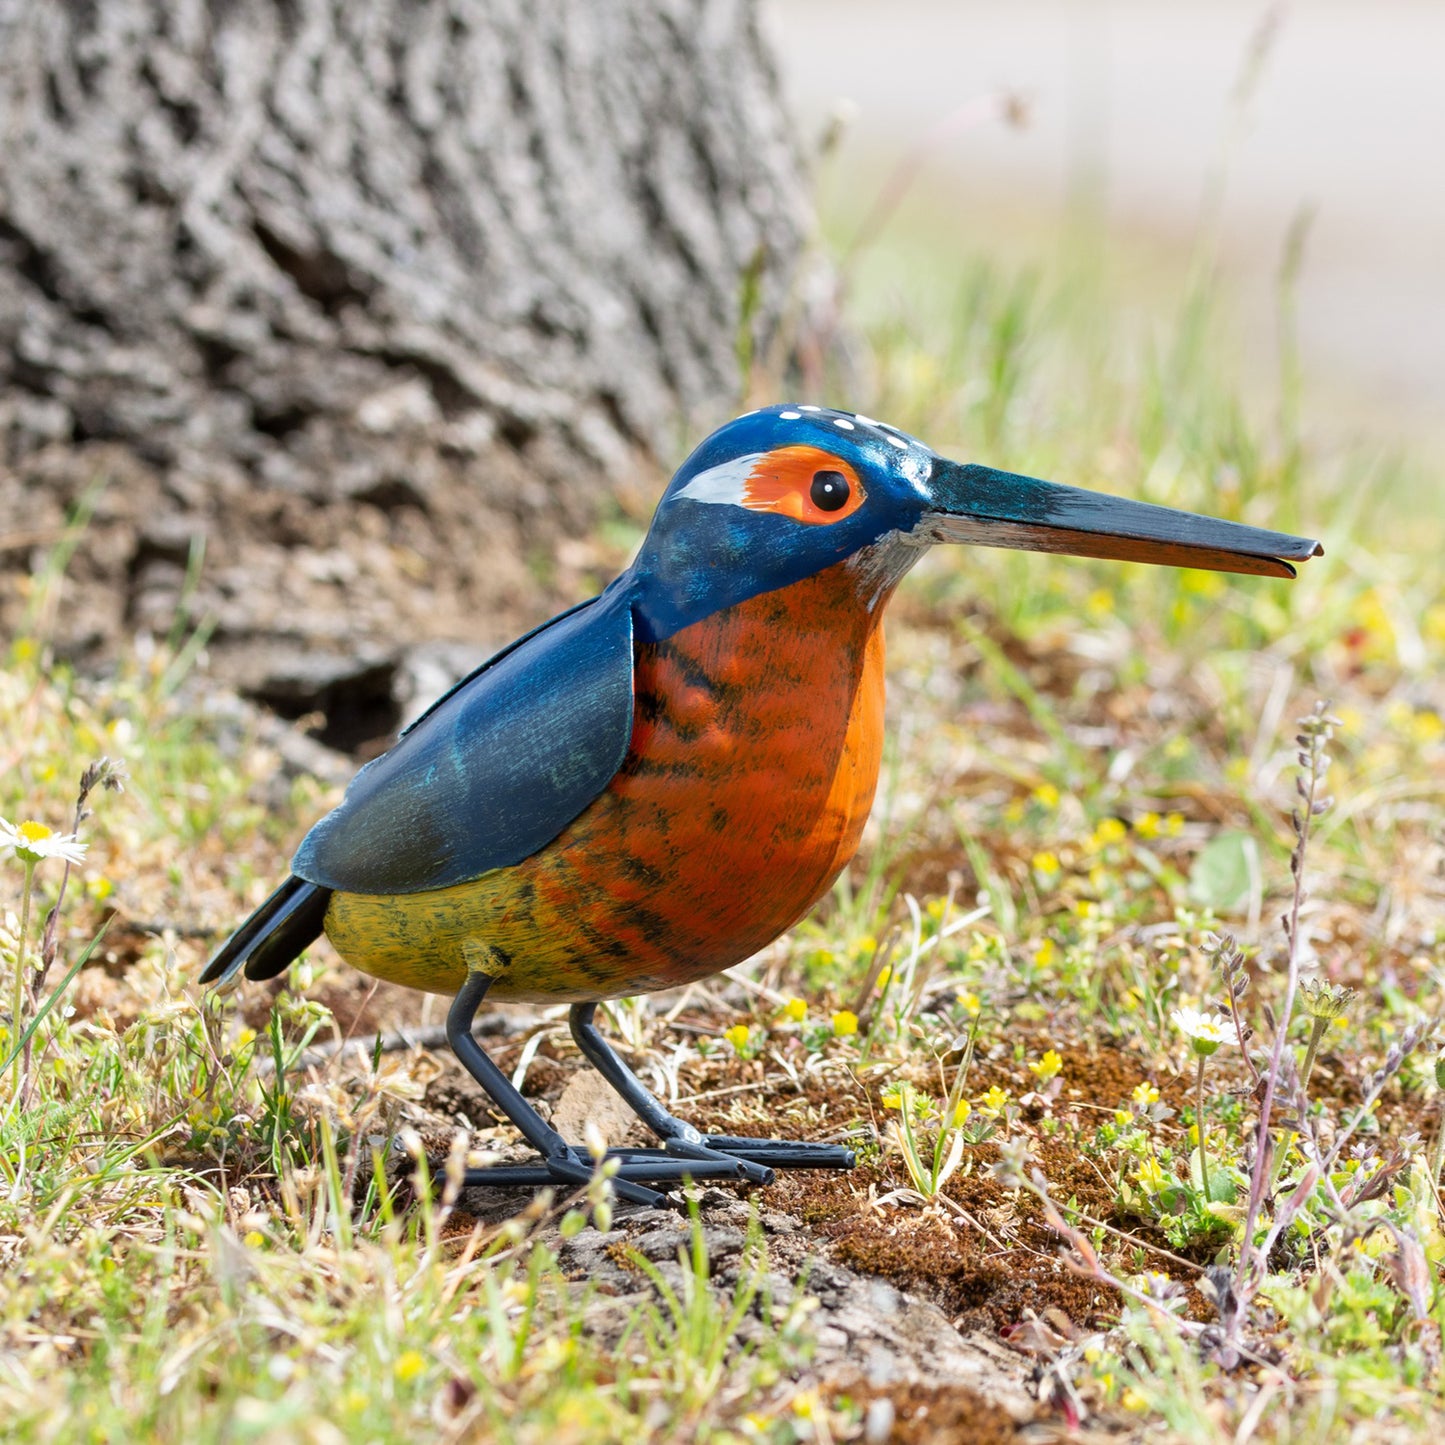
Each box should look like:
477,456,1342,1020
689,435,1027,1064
740,445,866,526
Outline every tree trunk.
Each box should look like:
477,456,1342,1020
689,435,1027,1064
0,0,814,749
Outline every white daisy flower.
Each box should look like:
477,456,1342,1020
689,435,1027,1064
1170,1005,1233,1057
0,817,88,868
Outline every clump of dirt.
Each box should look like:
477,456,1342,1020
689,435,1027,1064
847,1381,1024,1445
776,1163,1117,1335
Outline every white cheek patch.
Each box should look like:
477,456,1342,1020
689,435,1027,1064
674,453,766,507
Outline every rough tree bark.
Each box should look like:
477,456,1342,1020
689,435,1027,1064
0,0,815,747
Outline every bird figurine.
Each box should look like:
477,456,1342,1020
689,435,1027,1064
203,405,1321,1206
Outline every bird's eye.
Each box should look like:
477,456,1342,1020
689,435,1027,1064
810,470,850,512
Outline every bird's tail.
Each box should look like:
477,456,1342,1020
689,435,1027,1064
200,876,331,988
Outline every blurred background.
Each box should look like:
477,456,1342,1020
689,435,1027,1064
767,0,1445,460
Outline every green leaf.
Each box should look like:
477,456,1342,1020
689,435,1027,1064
1187,831,1260,914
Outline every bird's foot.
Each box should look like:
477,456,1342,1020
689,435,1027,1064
683,1134,857,1171
460,1141,789,1209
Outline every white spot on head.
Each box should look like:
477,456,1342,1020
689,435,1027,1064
833,417,855,430
778,410,801,420
853,414,880,427
798,404,822,412
885,433,909,450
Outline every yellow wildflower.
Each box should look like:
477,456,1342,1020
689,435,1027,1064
979,1084,1010,1115
881,1086,903,1110
1114,1108,1132,1127
1135,1156,1168,1193
1031,782,1060,809
1134,811,1162,839
790,1391,819,1419
393,1350,427,1383
781,997,807,1023
1181,569,1224,599
1033,938,1056,968
951,1098,972,1127
831,1010,858,1037
875,964,892,990
1092,817,1127,848
1028,1049,1063,1083
243,1230,266,1249
722,1023,751,1052
958,991,981,1017
1031,850,1060,877
1132,1081,1160,1107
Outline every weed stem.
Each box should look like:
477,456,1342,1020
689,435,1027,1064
1195,1053,1211,1202
7,859,36,1097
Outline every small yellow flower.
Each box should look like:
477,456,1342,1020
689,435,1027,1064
1163,812,1185,836
722,1023,751,1052
1033,938,1056,968
1134,811,1162,839
1180,569,1225,599
1092,817,1127,848
243,1230,266,1249
790,1390,818,1419
1031,782,1060,809
979,1084,1010,1115
1132,1081,1160,1107
1121,1387,1148,1413
1120,986,1143,1013
1114,1108,1132,1126
393,1350,427,1383
1030,850,1060,877
781,997,807,1023
958,991,981,1018
950,1098,972,1127
1028,1049,1063,1082
875,964,892,990
831,1010,859,1037
1085,587,1114,618
1135,1156,1168,1193
881,1085,903,1110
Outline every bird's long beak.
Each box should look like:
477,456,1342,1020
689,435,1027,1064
922,459,1322,578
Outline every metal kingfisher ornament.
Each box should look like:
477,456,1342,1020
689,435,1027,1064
204,405,1321,1206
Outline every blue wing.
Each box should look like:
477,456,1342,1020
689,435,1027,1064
292,586,636,894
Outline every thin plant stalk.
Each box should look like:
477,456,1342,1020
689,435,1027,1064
1233,705,1334,1304
7,859,36,1095
1195,1053,1212,1202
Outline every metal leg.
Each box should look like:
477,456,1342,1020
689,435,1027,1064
569,1002,857,1175
445,972,771,1207
448,970,666,1206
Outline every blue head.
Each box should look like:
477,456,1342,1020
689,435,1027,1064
630,404,1321,640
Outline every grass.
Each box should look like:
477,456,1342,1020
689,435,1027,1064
2,175,1444,1442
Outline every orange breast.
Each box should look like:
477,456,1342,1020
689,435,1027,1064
324,561,893,1000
